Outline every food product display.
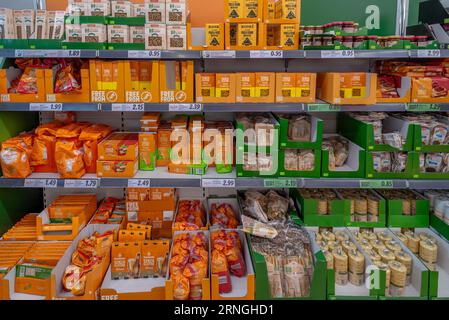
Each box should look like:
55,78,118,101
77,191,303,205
0,242,34,279
338,190,381,223
0,214,38,241
210,203,239,229
394,229,438,271
240,190,290,223
424,190,449,225
169,231,209,300
48,194,97,224
174,200,207,231
91,197,126,225
376,190,422,216
323,136,349,170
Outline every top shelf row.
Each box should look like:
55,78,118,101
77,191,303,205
1,49,447,59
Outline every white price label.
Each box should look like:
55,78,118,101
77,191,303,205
417,49,441,58
202,50,236,59
169,103,203,112
128,179,151,188
128,50,161,59
250,50,283,58
24,179,58,188
111,103,145,112
163,210,174,221
64,179,99,188
321,50,355,58
29,103,63,111
15,50,81,58
202,179,236,188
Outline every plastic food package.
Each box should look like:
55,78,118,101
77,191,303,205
241,190,290,223
377,75,400,98
210,203,239,228
323,136,349,170
55,139,86,178
169,232,208,300
251,221,314,298
174,200,206,231
54,62,81,93
420,153,449,173
286,114,312,142
0,135,33,178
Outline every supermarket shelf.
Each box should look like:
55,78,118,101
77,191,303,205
304,50,410,59
408,180,449,189
302,178,409,189
1,49,448,59
1,102,100,112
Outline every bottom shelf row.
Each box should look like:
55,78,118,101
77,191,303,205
1,188,449,301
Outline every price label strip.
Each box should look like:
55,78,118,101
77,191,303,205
24,179,58,188
250,50,283,58
29,103,63,111
359,180,394,189
111,103,145,112
202,50,236,59
321,50,355,58
128,179,151,188
417,49,441,58
307,104,341,112
128,50,162,59
406,103,440,112
169,103,203,112
15,50,81,58
263,179,298,188
64,179,99,188
202,179,236,188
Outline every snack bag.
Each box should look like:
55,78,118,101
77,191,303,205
55,139,86,178
225,240,246,277
16,68,40,94
56,122,91,139
62,265,87,296
211,203,239,228
172,273,190,300
54,63,81,93
0,137,33,178
31,134,53,166
169,253,189,276
211,249,232,293
183,260,208,299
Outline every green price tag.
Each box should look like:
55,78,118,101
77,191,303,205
307,104,341,112
359,180,394,189
264,179,298,188
406,104,440,112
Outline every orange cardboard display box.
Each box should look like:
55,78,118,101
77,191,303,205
188,23,225,50
0,68,46,102
195,73,236,103
51,224,119,300
98,132,139,161
97,159,139,178
317,72,378,105
159,61,194,103
224,0,263,23
411,77,449,103
45,68,90,103
124,61,160,103
262,24,299,50
263,0,301,24
236,72,276,103
89,60,126,103
275,73,317,103
225,22,264,50
165,231,211,300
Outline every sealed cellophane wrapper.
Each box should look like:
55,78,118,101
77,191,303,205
250,221,315,299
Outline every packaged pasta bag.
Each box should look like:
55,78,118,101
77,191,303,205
0,136,33,178
172,273,190,300
169,253,189,276
212,249,232,293
225,238,246,277
183,260,208,300
35,121,64,136
55,139,86,178
56,122,91,139
79,124,112,168
31,134,53,166
54,111,76,124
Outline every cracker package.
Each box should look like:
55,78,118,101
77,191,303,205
90,0,111,16
108,25,130,43
65,24,82,42
167,25,186,50
68,0,91,16
33,10,47,39
146,0,166,23
82,24,107,43
130,26,145,43
166,0,187,25
112,0,132,17
14,10,35,40
145,23,166,50
47,11,65,40
0,8,15,39
133,3,147,18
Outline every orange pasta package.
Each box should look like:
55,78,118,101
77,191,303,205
56,122,91,139
79,124,113,173
0,135,33,178
55,139,86,178
32,121,63,172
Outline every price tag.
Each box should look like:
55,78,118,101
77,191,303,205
15,49,81,58
250,50,283,58
307,104,341,112
417,49,441,58
128,50,161,59
64,179,99,188
202,50,236,59
111,103,145,112
24,179,58,188
263,179,298,188
359,180,394,189
128,179,151,188
321,50,355,58
202,179,236,188
169,103,203,112
406,103,440,112
29,103,63,111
